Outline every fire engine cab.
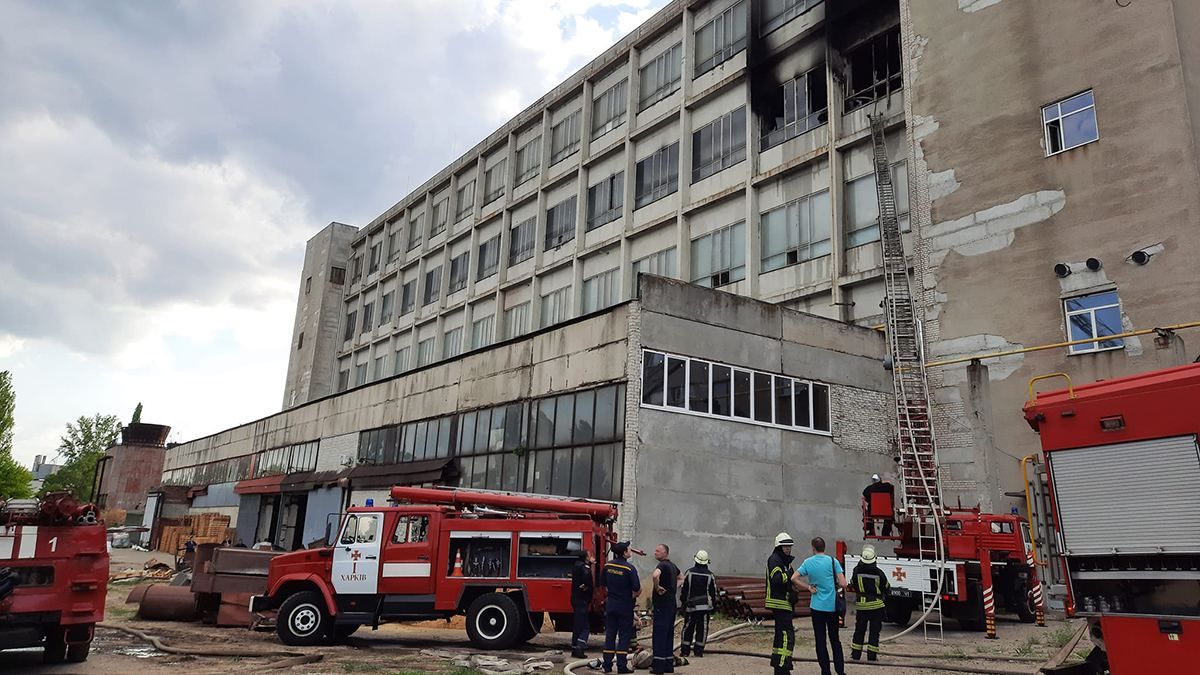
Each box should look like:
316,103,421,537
252,486,617,649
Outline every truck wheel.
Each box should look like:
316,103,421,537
66,640,91,663
518,610,545,642
1016,590,1037,624
466,592,522,650
884,598,913,626
43,629,67,664
277,591,331,646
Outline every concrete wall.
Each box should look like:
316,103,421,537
627,278,894,574
902,0,1200,510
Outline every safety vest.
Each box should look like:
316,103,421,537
853,564,888,611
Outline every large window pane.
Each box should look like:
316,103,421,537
570,446,592,497
475,408,491,454
689,360,710,413
552,448,572,495
775,376,793,426
610,444,624,501
712,365,732,416
594,386,618,442
794,381,811,428
459,412,477,455
535,399,556,448
413,421,429,461
733,369,752,419
529,451,552,494
574,389,595,444
504,403,524,449
642,351,665,405
665,357,687,408
437,418,453,458
401,424,417,462
484,453,502,490
753,372,773,423
554,395,575,447
487,408,505,452
591,444,614,501
813,383,830,432
470,453,488,488
500,453,521,492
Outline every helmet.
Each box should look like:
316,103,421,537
694,550,710,565
871,473,881,483
862,545,877,563
774,532,795,547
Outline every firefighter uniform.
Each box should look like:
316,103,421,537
599,543,640,674
849,547,890,662
766,534,798,675
570,553,594,658
679,551,718,657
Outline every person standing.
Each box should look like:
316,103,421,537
765,532,799,675
598,542,639,674
849,545,889,662
570,550,595,659
797,537,848,675
862,474,896,536
679,549,718,658
649,544,680,674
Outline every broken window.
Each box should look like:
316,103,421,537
761,0,823,36
761,66,828,150
1043,90,1099,155
843,27,902,113
1065,290,1123,354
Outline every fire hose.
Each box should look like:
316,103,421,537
96,624,323,668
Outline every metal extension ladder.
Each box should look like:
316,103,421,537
869,114,944,641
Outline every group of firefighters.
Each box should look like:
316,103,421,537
567,476,894,675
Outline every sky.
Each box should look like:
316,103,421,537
0,0,668,467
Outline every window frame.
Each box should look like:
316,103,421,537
690,221,746,288
509,217,536,265
694,1,748,77
448,252,470,294
760,65,828,150
477,235,501,280
455,179,476,222
1063,289,1123,355
1042,90,1099,156
639,43,683,111
550,110,583,165
586,170,624,230
842,27,903,113
515,137,541,185
760,189,832,271
423,266,442,306
544,196,578,251
634,142,680,209
592,79,628,138
760,0,824,37
483,159,507,203
691,106,747,183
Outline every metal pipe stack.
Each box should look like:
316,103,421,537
716,576,812,620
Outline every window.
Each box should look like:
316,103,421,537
1043,90,1099,155
634,143,679,208
522,385,626,500
305,276,312,294
330,266,346,285
632,247,677,279
443,327,463,359
394,346,410,375
509,217,536,264
351,254,363,282
344,311,356,341
340,514,379,545
515,137,541,185
408,214,423,250
455,180,476,221
388,227,402,262
400,280,416,315
639,43,682,110
423,266,442,305
355,362,368,386
361,302,374,334
337,369,350,392
416,338,436,367
550,110,582,164
582,268,619,314
369,242,383,274
483,159,507,203
545,196,577,250
1065,290,1122,354
541,287,571,327
761,190,832,271
761,0,823,35
448,252,470,294
373,355,387,381
472,314,495,349
761,66,828,150
586,171,624,230
844,27,903,112
430,198,449,237
691,221,746,287
642,349,831,433
380,291,395,324
477,235,500,280
692,107,747,182
593,79,628,137
504,302,530,339
695,1,747,76
845,161,909,247
393,516,429,544
296,332,304,351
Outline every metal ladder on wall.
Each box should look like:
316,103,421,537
869,114,944,641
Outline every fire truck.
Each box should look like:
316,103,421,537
1024,365,1200,674
0,492,108,663
252,486,620,649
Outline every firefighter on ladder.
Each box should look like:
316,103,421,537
678,549,718,658
848,545,889,662
766,532,800,675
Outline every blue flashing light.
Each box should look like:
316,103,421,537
365,498,375,507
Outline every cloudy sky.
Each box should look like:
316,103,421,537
0,0,667,467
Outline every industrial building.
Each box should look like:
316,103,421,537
162,0,1200,570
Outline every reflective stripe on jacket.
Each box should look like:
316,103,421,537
765,549,795,611
850,561,889,611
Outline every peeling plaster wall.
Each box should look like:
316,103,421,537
903,0,1200,510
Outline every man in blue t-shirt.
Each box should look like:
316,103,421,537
796,537,848,675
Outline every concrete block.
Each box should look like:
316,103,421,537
640,312,784,374
639,276,783,341
781,343,890,391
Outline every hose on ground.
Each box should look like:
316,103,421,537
96,623,324,667
703,647,1032,675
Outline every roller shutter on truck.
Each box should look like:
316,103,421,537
1048,435,1200,556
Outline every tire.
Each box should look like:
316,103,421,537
66,640,91,663
330,623,361,640
884,598,914,626
43,629,66,664
466,592,523,650
1015,590,1037,624
277,591,331,646
518,610,545,642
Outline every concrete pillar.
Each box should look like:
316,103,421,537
966,360,1000,512
825,46,848,321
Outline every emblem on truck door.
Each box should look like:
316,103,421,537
892,567,907,582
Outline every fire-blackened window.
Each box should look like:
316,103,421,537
761,66,828,150
843,27,902,113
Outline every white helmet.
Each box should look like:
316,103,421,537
862,545,877,564
694,550,710,565
774,532,795,547
871,473,881,482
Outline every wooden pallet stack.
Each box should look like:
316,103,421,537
156,514,232,553
716,576,812,619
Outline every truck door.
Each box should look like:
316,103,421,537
379,513,436,596
333,512,382,595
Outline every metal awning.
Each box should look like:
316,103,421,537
233,474,287,495
280,469,345,493
346,458,459,489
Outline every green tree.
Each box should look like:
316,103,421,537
0,371,33,499
39,413,122,502
131,402,143,424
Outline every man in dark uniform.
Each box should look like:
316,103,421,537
849,545,890,662
862,474,896,536
766,532,800,675
649,544,680,674
570,550,595,658
598,541,639,674
679,549,718,658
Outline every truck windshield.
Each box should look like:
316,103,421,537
340,514,380,544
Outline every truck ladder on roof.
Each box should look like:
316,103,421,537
869,113,943,641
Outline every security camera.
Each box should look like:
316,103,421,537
1130,250,1151,265
1085,258,1102,271
1127,243,1164,265
1053,263,1072,278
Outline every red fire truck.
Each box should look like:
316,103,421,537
0,492,108,663
252,486,620,648
1024,365,1200,674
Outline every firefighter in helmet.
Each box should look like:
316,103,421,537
849,545,890,662
766,532,800,675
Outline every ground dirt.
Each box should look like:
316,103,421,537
0,549,1091,674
